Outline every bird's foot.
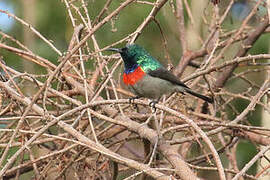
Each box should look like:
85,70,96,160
129,96,140,110
129,96,140,104
149,100,158,113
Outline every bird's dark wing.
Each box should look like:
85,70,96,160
148,68,189,89
148,67,213,103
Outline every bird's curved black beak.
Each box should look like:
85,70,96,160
106,48,122,53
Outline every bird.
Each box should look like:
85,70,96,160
107,44,213,108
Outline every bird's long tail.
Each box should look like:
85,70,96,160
184,88,213,103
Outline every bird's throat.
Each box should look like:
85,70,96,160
123,66,145,85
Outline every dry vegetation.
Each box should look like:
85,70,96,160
0,0,270,179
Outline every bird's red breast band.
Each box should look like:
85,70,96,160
123,66,145,85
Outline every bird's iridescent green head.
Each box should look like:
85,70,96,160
107,44,161,72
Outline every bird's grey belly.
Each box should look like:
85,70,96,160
128,74,175,100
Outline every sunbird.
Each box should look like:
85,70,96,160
107,44,213,106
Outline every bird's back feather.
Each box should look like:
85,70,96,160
148,67,189,89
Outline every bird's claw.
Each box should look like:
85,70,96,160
129,96,139,104
149,100,158,113
129,96,140,110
